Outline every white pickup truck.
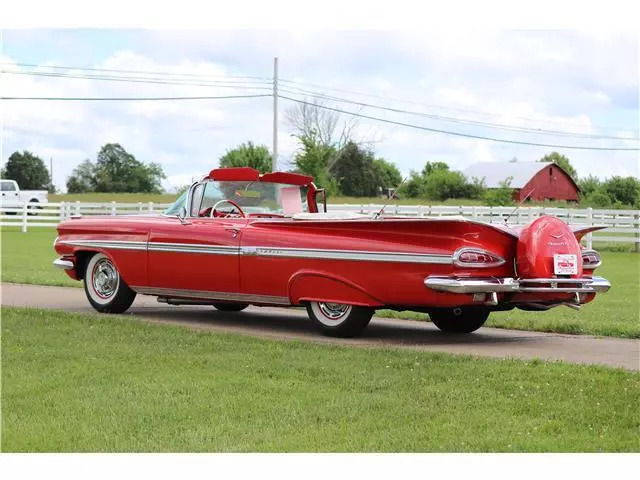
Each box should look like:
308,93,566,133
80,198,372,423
0,179,49,213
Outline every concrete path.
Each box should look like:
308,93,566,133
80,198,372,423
2,283,638,371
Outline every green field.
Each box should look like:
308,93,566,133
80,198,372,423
2,227,638,337
2,306,638,452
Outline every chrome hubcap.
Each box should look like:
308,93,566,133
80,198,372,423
318,302,350,320
92,259,118,298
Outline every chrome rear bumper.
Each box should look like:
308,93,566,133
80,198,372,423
424,275,611,294
53,258,74,270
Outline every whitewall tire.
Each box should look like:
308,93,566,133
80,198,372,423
306,301,374,337
83,253,136,313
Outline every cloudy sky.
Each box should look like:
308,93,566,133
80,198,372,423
1,29,638,192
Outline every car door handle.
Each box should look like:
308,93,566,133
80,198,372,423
225,228,240,238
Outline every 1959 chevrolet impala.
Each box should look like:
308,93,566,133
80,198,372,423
53,167,610,337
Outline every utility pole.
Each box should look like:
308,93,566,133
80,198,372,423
272,57,279,172
50,157,53,186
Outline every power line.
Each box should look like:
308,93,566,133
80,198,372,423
2,70,273,90
5,62,272,82
1,94,272,101
278,95,640,151
278,85,638,141
280,77,634,134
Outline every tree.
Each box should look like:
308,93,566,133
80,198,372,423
66,159,97,193
218,141,272,173
2,150,50,189
600,176,640,207
578,175,601,199
287,98,361,191
372,159,402,192
423,169,471,200
291,136,340,195
483,178,515,206
538,152,578,181
286,98,357,155
66,143,165,193
331,142,379,197
421,161,449,177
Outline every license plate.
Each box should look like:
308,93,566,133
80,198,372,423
554,254,578,275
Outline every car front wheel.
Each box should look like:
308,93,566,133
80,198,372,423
306,301,374,338
429,306,490,333
84,253,136,313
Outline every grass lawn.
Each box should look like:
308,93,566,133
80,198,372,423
2,306,638,452
2,227,639,337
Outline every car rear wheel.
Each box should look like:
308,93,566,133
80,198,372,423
212,302,249,312
83,253,136,313
306,301,374,338
429,306,490,333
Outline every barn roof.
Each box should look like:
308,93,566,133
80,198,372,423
462,162,550,188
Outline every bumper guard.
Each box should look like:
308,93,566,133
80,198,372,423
53,258,75,271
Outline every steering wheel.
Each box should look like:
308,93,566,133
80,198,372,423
210,199,246,218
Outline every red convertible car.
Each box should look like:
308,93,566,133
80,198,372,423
53,167,610,337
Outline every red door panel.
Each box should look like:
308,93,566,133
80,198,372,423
148,218,243,293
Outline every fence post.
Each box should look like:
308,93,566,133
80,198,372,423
21,202,28,232
489,206,493,223
75,201,81,216
138,202,143,213
586,207,593,250
59,201,66,223
111,201,116,216
635,213,640,253
417,205,423,218
148,202,153,213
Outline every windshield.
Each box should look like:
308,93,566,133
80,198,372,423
163,181,309,217
164,190,187,216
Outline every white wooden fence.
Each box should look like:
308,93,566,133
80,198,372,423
2,201,639,251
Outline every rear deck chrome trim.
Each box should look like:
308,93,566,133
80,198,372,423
131,286,291,306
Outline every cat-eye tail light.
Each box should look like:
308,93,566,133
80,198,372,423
453,248,506,268
582,249,602,269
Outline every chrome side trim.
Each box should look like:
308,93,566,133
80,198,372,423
59,238,453,265
53,258,74,270
131,286,291,306
424,276,611,294
241,246,453,264
452,247,506,268
148,242,239,255
58,239,147,251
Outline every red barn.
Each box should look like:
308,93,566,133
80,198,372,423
463,162,580,202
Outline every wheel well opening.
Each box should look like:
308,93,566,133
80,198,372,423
74,251,95,280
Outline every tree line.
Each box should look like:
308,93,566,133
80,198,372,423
2,99,638,208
